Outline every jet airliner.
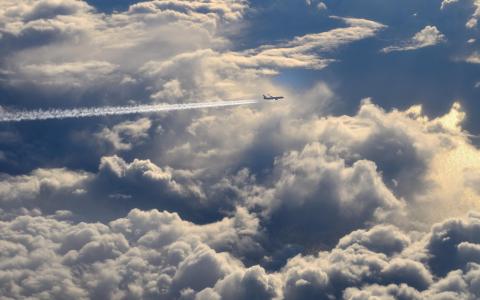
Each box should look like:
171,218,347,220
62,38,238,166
263,94,284,101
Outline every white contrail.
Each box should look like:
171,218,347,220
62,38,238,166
0,99,259,122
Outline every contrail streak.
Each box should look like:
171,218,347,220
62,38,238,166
0,99,259,122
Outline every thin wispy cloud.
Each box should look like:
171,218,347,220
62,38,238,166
226,16,385,70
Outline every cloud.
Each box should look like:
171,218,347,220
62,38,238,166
0,205,268,299
3,1,480,298
0,154,209,222
197,265,282,300
400,215,480,299
126,0,247,22
465,51,480,63
466,0,480,28
278,226,432,299
0,1,386,188
337,225,411,256
224,17,385,70
382,26,446,53
0,0,386,105
441,0,460,10
317,2,328,11
2,96,480,299
3,89,479,231
150,79,185,101
0,167,90,212
0,2,390,191
156,94,480,252
4,205,480,299
179,95,480,242
439,0,480,29
425,213,480,277
306,0,327,11
250,142,405,248
9,0,92,22
0,0,250,104
95,118,152,151
93,155,206,211
344,284,423,299
4,92,479,237
0,0,96,53
136,17,384,103
18,61,118,87
276,215,480,299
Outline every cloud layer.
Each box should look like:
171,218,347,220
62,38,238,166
2,0,480,299
4,203,480,299
3,98,480,298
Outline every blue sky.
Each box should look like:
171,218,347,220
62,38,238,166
1,1,480,299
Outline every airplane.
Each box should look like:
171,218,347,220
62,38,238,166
263,94,284,101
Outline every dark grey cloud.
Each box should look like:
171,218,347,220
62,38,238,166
337,225,411,256
426,213,480,276
254,142,404,249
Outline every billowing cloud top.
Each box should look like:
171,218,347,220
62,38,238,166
2,0,480,299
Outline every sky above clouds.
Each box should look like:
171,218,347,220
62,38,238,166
1,0,480,299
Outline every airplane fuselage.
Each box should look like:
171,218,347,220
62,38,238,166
263,94,284,101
